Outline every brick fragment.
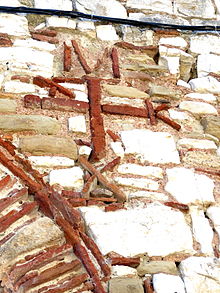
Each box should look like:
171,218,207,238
24,95,42,109
49,86,57,97
145,99,157,125
105,203,125,212
42,97,88,113
52,77,84,84
115,42,158,58
0,36,12,47
102,104,148,118
144,277,154,293
110,256,140,267
106,129,120,142
31,29,57,37
63,42,72,72
156,113,181,131
31,33,59,44
111,47,120,78
71,40,92,74
164,201,189,213
11,75,31,83
0,188,28,213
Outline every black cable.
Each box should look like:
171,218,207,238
0,6,220,31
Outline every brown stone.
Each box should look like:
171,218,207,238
200,116,220,140
0,115,60,134
109,278,144,293
137,260,178,276
19,135,78,160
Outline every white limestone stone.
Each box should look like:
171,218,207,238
168,109,189,120
190,34,220,55
197,54,220,78
128,191,169,201
165,167,215,205
110,142,125,159
68,116,87,133
49,167,84,190
14,39,56,52
177,79,191,89
111,266,137,278
179,101,218,115
114,177,159,191
153,273,186,293
206,206,220,247
79,203,194,257
179,257,220,293
58,83,86,91
120,129,180,164
3,81,36,94
189,76,220,94
190,207,214,255
77,21,95,31
185,93,216,102
75,0,127,18
177,138,217,150
35,0,72,10
159,37,187,49
126,0,173,14
46,16,77,29
0,14,30,37
118,164,163,179
159,56,180,75
29,156,75,168
74,91,88,102
175,0,215,19
79,146,92,157
0,0,21,6
96,25,119,41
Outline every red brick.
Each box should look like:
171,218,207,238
63,42,72,72
31,29,57,37
0,36,12,47
102,104,148,118
42,97,88,113
24,95,42,109
11,75,31,83
31,33,59,44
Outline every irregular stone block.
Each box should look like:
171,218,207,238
126,0,173,14
201,116,220,140
111,266,138,278
109,278,144,293
189,76,220,94
0,14,30,37
110,142,125,159
96,25,119,41
128,191,168,201
0,99,17,113
46,16,77,29
179,257,220,293
114,177,159,191
121,129,180,164
29,156,75,168
68,116,87,133
197,54,220,78
149,85,180,99
185,93,216,102
19,135,77,159
153,273,186,293
183,151,220,170
49,167,84,190
190,34,220,55
3,81,36,94
137,260,178,276
75,0,127,18
14,39,56,52
79,203,194,257
159,37,188,49
177,138,217,150
0,115,60,134
179,101,218,115
0,217,64,278
118,164,163,179
175,0,215,18
165,167,215,205
206,206,220,249
103,84,149,99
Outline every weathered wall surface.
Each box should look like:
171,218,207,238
0,1,220,293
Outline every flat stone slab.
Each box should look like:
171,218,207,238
29,156,75,168
109,278,144,293
0,13,30,37
179,101,218,115
118,164,163,179
103,84,150,99
120,129,180,164
165,167,215,205
0,115,60,134
19,135,78,159
0,99,17,113
153,273,186,293
149,85,181,99
137,260,178,276
80,203,194,257
114,177,159,191
179,257,220,293
189,76,220,94
177,138,217,150
183,151,220,170
201,116,220,140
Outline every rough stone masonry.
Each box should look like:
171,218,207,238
0,0,220,292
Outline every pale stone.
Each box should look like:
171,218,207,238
118,164,163,179
75,0,127,18
3,81,36,94
109,278,144,293
29,156,75,168
0,115,60,135
0,0,21,6
74,91,88,102
137,260,178,276
46,16,77,29
180,51,194,81
122,26,154,46
179,257,220,293
190,34,220,55
149,85,180,99
35,0,72,10
183,151,220,170
58,83,86,91
201,116,220,140
79,146,92,157
159,56,180,75
0,99,17,113
197,54,220,78
190,207,214,255
189,76,220,94
103,84,149,99
165,167,215,205
0,14,30,37
123,63,167,73
0,217,63,278
175,0,215,19
153,273,186,293
96,25,119,41
114,177,159,191
19,136,77,160
218,147,220,157
68,116,87,133
111,266,137,278
159,37,188,49
77,21,96,31
185,93,216,102
79,203,194,257
177,138,217,150
126,0,173,14
121,129,180,164
49,167,84,190
103,96,144,108
110,142,125,159
177,80,191,89
168,109,189,120
206,206,220,247
128,191,168,201
14,39,56,52
179,101,218,115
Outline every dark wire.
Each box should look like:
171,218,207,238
0,6,220,31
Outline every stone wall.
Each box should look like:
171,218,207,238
0,1,219,293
